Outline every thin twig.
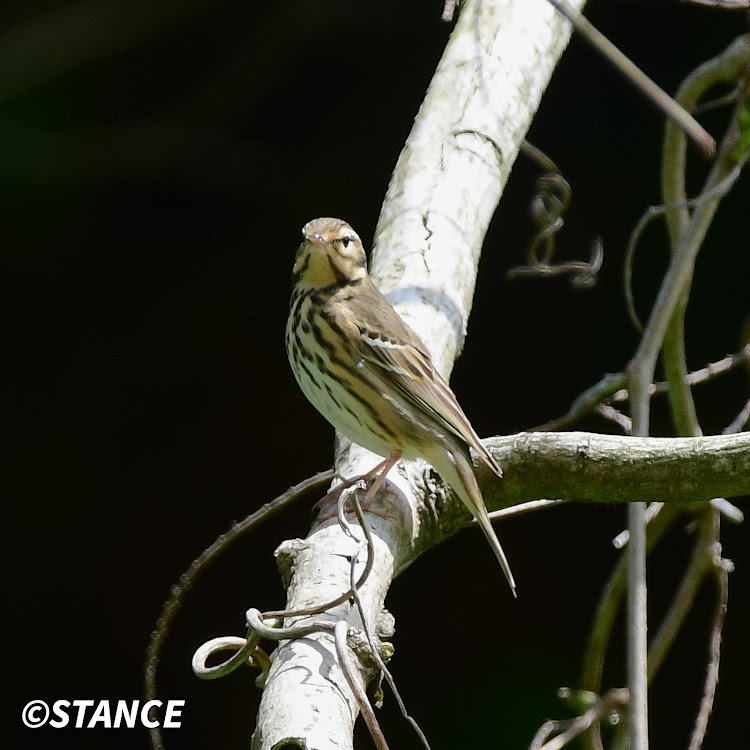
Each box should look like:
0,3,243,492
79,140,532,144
647,513,714,680
594,403,632,434
723,397,750,434
688,511,730,750
543,0,715,156
520,139,562,173
677,0,749,7
507,237,603,288
441,0,460,22
145,469,335,750
610,345,750,402
543,345,750,433
192,629,266,682
580,507,679,750
486,498,565,522
625,500,648,750
532,688,630,750
658,36,750,437
334,620,390,750
346,497,432,750
612,503,663,550
624,44,750,744
694,89,741,114
264,455,399,619
623,175,742,334
511,143,604,288
190,462,402,683
193,599,377,683
531,719,575,750
630,33,750,435
530,372,626,432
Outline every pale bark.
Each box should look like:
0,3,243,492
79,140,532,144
255,1,589,748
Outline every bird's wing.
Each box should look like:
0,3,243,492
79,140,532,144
343,282,503,478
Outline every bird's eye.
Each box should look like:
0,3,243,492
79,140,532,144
341,236,351,249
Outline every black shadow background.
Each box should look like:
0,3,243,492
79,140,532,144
6,1,749,748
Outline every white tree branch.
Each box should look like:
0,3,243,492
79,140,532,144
256,1,590,748
253,425,750,747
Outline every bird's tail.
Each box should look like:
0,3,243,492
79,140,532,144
441,447,517,597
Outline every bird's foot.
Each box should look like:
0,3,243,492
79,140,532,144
313,451,402,522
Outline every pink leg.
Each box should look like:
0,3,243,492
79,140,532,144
355,450,402,510
315,450,402,520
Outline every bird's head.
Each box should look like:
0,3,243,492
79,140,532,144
293,217,367,289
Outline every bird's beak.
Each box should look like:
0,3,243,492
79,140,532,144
304,233,326,248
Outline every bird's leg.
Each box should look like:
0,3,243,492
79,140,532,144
355,450,402,511
312,473,371,511
312,459,389,514
313,450,402,521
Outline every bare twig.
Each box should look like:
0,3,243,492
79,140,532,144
543,0,715,156
709,498,745,524
486,498,565,521
677,0,749,7
520,139,562,173
441,0,460,22
530,373,626,432
694,88,741,114
610,345,750,402
612,503,663,550
625,500,649,750
531,688,629,750
623,41,750,741
594,403,632,434
507,141,604,288
190,466,399,684
661,34,750,437
580,506,679,750
688,513,731,750
647,513,714,679
538,344,749,434
724,397,750,434
145,469,334,750
345,504,432,750
623,172,742,334
192,628,266,682
507,236,603,289
623,38,750,744
334,621,390,750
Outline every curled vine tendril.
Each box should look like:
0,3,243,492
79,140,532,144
507,144,603,289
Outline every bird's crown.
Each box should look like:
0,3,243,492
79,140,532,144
293,217,367,289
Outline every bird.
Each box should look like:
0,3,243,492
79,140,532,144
285,217,516,596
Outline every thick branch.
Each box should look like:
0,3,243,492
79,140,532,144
370,0,584,377
256,2,587,748
481,431,750,509
254,428,749,748
405,431,750,556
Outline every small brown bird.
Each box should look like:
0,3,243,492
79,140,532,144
286,217,516,595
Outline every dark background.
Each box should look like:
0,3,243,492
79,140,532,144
6,1,749,748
